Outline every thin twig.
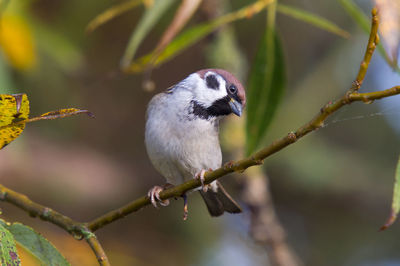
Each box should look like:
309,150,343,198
0,184,85,237
353,7,379,90
88,8,385,232
0,184,109,265
85,232,111,266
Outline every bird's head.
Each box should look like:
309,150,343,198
178,69,246,119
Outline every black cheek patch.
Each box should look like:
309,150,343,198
206,75,219,90
190,96,232,120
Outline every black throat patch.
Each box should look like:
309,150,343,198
190,96,231,120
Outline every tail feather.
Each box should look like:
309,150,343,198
199,181,242,217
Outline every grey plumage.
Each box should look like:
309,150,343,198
145,69,245,216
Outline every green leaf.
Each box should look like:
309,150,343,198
381,155,400,230
339,0,369,31
126,21,222,72
124,0,274,72
87,0,143,33
340,0,400,73
0,220,70,265
277,4,350,38
0,224,20,266
246,28,286,155
120,0,176,68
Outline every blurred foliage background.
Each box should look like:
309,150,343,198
1,0,400,265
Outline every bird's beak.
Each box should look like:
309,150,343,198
229,98,243,117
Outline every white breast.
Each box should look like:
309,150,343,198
145,92,222,185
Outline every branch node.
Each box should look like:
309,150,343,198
42,207,51,218
371,7,378,17
223,160,235,169
0,191,7,200
351,80,362,91
375,34,380,45
255,159,263,165
287,132,297,142
250,156,264,166
361,97,374,104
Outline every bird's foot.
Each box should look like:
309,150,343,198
195,169,212,192
147,185,170,208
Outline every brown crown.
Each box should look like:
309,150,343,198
197,69,246,107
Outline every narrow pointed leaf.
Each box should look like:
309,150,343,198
0,220,69,265
87,0,143,33
151,0,202,61
246,4,286,155
339,0,370,32
277,4,350,38
25,108,94,123
381,155,400,230
0,224,20,266
120,0,176,68
125,0,274,73
246,32,285,154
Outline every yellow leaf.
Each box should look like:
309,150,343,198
86,0,143,33
0,93,29,149
0,93,93,149
0,15,36,70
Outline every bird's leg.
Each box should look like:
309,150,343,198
182,194,188,221
195,169,212,192
147,184,172,208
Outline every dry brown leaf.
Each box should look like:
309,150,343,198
376,0,400,64
151,0,202,61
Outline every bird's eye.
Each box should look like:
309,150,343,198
228,85,237,94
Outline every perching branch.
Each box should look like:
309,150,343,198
0,184,84,236
0,6,395,265
0,184,110,265
88,7,386,232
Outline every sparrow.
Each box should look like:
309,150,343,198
145,69,245,217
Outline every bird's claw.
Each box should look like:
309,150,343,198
195,169,211,192
148,186,170,208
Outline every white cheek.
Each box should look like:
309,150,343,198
178,72,228,107
196,73,227,107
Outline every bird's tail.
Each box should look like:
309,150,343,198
199,181,242,217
